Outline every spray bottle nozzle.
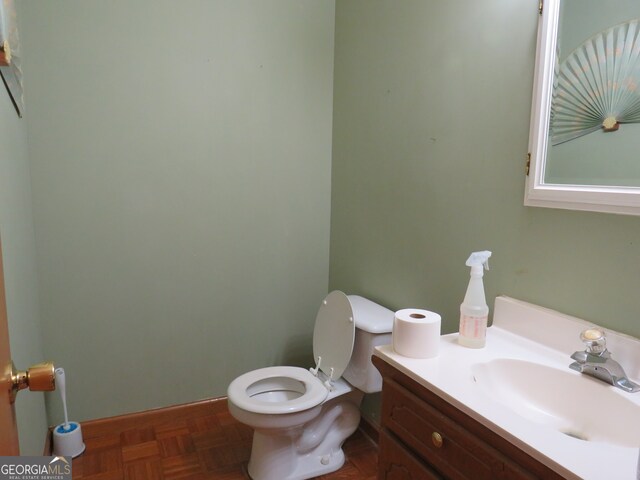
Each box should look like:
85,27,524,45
466,251,492,272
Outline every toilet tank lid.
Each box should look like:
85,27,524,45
347,295,394,333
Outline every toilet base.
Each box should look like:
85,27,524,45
246,396,362,480
248,441,346,480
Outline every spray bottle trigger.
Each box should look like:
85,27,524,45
465,251,492,271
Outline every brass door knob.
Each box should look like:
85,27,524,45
431,431,443,448
10,361,55,403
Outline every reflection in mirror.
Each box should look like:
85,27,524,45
525,0,640,215
0,0,24,117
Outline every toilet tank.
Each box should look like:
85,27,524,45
342,295,394,393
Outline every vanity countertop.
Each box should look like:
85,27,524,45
374,296,640,480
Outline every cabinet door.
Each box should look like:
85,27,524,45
379,430,442,480
382,378,505,479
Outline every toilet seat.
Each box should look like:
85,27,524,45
311,291,355,383
228,366,328,415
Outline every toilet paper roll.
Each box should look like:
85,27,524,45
393,309,441,359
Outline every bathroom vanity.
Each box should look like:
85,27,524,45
373,296,640,480
373,357,563,480
373,356,562,479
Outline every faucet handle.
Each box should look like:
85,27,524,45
580,328,606,354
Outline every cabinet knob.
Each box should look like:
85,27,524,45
431,431,443,448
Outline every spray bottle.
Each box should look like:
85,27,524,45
458,250,492,348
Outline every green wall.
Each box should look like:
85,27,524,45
18,0,336,423
0,72,47,451
330,0,640,347
11,0,640,431
331,0,640,423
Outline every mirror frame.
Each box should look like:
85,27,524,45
524,0,640,216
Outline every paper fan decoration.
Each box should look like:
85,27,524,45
550,18,640,145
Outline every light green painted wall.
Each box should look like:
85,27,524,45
330,0,640,336
14,0,640,430
0,73,47,451
330,0,640,421
19,0,335,422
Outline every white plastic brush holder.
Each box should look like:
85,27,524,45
53,422,85,458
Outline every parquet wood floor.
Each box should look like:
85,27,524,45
71,398,378,480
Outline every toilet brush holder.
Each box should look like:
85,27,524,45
53,422,85,458
52,367,85,458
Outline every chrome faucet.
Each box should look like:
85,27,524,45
569,328,640,393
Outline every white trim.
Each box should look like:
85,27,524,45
524,0,640,216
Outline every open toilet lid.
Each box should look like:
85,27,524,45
312,291,355,381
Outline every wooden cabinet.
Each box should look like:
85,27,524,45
373,356,565,480
379,429,443,480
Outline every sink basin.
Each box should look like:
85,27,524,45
471,358,640,448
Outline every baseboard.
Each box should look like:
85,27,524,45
43,427,53,456
44,395,379,448
74,397,228,439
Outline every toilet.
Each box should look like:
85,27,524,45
227,291,394,480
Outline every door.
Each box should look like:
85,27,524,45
0,236,20,454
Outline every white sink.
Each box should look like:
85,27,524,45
471,358,640,448
375,297,640,479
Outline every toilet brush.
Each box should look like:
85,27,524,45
57,368,71,431
52,368,85,458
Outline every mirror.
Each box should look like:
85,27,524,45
525,0,640,215
0,0,24,117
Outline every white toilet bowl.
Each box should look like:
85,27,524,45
227,291,394,480
228,366,362,480
228,366,328,429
